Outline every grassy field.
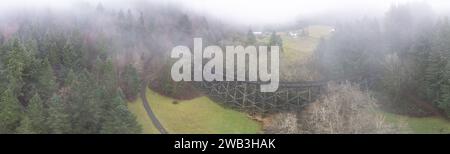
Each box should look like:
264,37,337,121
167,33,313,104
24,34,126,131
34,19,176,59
128,88,262,134
304,25,335,39
254,25,333,64
276,25,334,81
127,98,160,134
282,36,318,64
382,112,450,134
281,25,334,63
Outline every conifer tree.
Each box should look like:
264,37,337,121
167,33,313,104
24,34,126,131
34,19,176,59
270,31,283,52
64,69,77,87
0,88,22,133
17,116,35,134
424,50,444,101
26,93,48,133
47,94,71,134
100,91,141,134
67,70,102,133
247,29,257,45
62,39,82,72
5,39,27,94
36,58,57,101
121,64,140,101
439,60,450,116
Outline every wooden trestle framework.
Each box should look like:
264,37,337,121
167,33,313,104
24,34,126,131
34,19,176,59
195,75,374,113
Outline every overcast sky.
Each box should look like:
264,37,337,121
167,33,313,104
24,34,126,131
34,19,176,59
1,0,450,25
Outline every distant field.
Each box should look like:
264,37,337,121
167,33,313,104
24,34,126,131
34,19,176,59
304,25,335,39
255,25,333,64
129,88,262,134
382,112,450,134
281,25,334,63
282,36,318,64
278,25,334,81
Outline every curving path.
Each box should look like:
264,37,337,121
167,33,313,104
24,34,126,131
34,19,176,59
140,81,168,134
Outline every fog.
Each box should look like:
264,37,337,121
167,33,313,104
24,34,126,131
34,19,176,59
2,0,450,25
1,0,450,134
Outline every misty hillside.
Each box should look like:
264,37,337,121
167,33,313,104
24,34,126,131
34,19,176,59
0,1,240,134
1,0,450,134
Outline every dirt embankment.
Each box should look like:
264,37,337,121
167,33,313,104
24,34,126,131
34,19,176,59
149,81,202,100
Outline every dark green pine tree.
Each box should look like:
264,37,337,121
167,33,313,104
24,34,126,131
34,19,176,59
409,32,433,98
0,88,22,133
246,29,257,45
36,58,57,101
16,116,35,134
425,18,450,102
424,50,444,101
121,64,140,101
62,39,82,72
269,31,283,52
98,58,118,95
64,69,77,87
47,94,71,134
435,18,450,116
47,41,60,68
93,57,118,125
439,60,450,117
21,59,41,103
20,38,44,104
67,70,102,134
5,39,27,94
100,90,141,134
25,93,48,133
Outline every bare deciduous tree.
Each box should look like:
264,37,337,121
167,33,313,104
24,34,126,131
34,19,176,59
298,82,401,134
266,82,404,134
265,112,298,134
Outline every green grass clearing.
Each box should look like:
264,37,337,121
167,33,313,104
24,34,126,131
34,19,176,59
281,25,334,64
127,97,160,134
304,25,335,39
282,36,319,64
131,88,262,134
382,111,450,134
